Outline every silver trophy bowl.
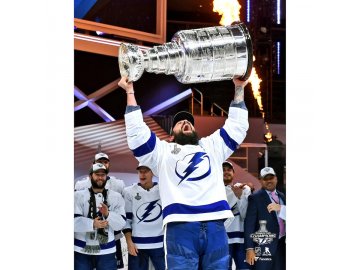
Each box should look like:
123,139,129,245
118,22,253,84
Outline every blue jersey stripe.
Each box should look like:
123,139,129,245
132,235,164,244
74,239,116,250
126,212,133,219
220,128,238,151
163,200,230,219
227,231,244,239
132,132,156,157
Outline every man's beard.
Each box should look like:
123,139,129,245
90,176,107,189
223,178,232,186
173,131,199,145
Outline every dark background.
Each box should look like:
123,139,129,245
74,0,286,128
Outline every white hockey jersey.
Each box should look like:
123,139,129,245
124,183,164,249
75,176,125,197
225,184,251,244
74,189,126,255
125,106,248,226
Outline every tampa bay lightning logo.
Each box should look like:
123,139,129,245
136,199,162,223
175,152,211,185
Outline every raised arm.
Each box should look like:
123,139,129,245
117,76,164,176
200,78,250,161
232,77,249,105
118,76,137,106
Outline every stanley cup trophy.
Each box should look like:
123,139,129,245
118,22,253,84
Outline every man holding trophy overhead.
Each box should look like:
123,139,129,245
118,22,253,270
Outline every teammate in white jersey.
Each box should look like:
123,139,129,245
123,164,165,270
75,152,125,197
223,161,251,270
118,76,249,270
74,152,126,269
74,163,126,270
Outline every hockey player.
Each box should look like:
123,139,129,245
222,161,251,270
123,164,165,270
118,76,249,270
75,152,125,197
74,163,126,270
74,152,126,268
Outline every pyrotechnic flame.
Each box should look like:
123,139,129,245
248,60,272,142
213,0,241,26
248,67,263,112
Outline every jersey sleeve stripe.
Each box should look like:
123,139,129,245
132,132,156,157
220,128,238,151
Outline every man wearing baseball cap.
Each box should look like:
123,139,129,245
74,163,126,270
74,152,126,269
168,111,196,143
75,152,125,196
244,167,286,270
119,75,250,269
222,161,251,270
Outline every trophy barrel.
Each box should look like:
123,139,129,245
172,22,253,84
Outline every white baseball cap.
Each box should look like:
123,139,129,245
94,152,109,161
90,163,108,174
260,167,276,179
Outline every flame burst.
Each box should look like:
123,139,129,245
248,63,272,142
213,0,241,26
248,66,263,112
